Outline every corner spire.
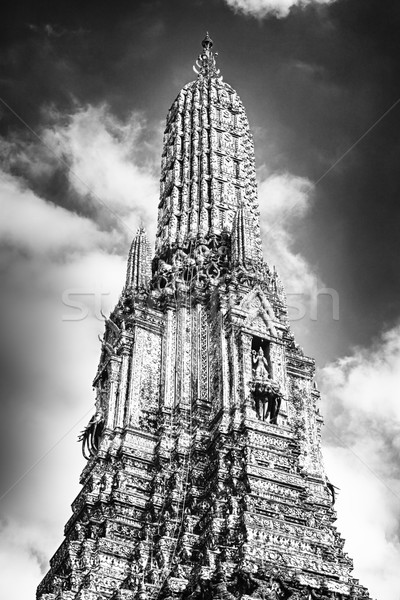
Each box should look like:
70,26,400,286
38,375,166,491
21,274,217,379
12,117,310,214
125,227,151,292
193,32,220,79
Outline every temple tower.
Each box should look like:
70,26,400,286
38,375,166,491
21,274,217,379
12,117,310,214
37,34,371,600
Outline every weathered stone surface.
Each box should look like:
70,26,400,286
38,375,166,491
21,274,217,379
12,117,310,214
37,34,370,600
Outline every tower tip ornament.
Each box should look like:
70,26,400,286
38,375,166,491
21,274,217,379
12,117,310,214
202,31,213,50
193,31,221,79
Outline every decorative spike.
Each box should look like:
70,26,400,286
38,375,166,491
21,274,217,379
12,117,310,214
231,204,255,266
193,32,219,79
202,31,213,51
125,226,151,291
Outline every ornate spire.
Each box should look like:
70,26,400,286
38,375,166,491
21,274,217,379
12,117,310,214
38,36,371,600
193,32,221,79
125,226,151,291
154,40,263,287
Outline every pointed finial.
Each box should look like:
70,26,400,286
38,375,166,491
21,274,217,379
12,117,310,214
202,32,213,51
125,228,151,291
193,31,220,79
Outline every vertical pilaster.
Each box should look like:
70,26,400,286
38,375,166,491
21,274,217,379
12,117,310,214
106,356,121,429
114,344,131,429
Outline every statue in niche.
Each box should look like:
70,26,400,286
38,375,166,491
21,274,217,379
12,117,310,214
252,347,270,380
251,346,282,424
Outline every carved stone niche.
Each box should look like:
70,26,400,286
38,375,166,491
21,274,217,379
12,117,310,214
251,336,271,379
250,336,282,425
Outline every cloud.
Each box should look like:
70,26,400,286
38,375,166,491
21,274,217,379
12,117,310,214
44,104,159,229
223,0,334,19
0,102,160,597
320,324,400,600
0,164,126,476
258,172,323,322
0,170,110,257
28,23,88,38
258,172,315,292
1,103,159,241
0,519,45,600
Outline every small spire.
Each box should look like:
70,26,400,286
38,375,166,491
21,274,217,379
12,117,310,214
231,204,255,267
193,32,220,79
125,227,151,292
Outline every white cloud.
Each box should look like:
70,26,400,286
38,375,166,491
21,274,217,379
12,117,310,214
320,324,400,600
0,102,159,598
44,104,159,237
0,170,110,256
0,520,46,600
0,260,123,595
258,171,321,313
224,0,333,19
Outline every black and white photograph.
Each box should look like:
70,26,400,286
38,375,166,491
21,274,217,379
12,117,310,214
0,1,399,599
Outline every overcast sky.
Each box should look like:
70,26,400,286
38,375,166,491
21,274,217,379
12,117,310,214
1,1,400,598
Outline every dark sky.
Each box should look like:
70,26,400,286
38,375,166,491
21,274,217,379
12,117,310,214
1,1,400,597
2,0,400,354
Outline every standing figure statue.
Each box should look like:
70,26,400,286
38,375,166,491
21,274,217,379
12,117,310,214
252,348,270,380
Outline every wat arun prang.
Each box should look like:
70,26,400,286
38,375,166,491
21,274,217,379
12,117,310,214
37,35,371,600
